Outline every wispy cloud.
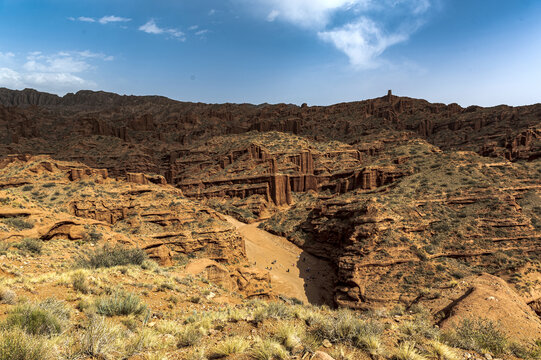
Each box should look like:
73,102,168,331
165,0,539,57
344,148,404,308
69,15,131,25
0,51,15,60
75,16,95,23
195,29,210,36
76,50,114,61
139,19,186,40
318,17,407,68
252,0,431,68
267,10,280,22
98,15,131,24
0,50,113,93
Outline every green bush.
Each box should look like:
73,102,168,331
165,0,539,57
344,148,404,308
3,299,70,336
94,290,148,317
15,238,43,254
76,245,148,269
0,328,53,360
442,318,508,355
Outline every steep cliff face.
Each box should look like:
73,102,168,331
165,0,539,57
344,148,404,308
261,141,541,311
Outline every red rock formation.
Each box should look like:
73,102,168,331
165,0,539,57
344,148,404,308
126,172,167,185
69,168,108,181
269,174,292,206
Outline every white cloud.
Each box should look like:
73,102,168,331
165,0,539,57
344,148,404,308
318,17,407,68
0,50,112,93
139,19,164,34
257,0,367,28
69,15,131,25
0,68,22,88
208,9,216,16
0,52,15,60
98,15,131,24
77,50,114,61
250,0,431,68
267,10,280,22
24,52,91,73
139,19,186,40
195,29,210,36
77,16,96,23
189,25,199,31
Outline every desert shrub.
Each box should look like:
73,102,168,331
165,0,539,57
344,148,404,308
42,183,56,188
76,245,148,269
354,333,385,357
94,290,148,317
250,339,289,360
442,318,508,355
0,327,54,360
71,271,90,294
427,340,458,360
273,322,302,351
15,238,42,254
399,317,440,341
21,185,33,192
0,287,16,304
393,341,426,360
210,336,250,358
80,315,120,358
86,228,103,242
390,304,406,316
4,218,34,230
310,309,383,347
329,345,365,360
254,302,294,322
3,298,70,336
177,324,205,347
0,241,10,255
174,253,189,266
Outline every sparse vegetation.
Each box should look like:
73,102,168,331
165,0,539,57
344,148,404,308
71,271,90,294
3,299,70,336
210,336,249,358
94,290,148,317
76,245,148,269
15,238,43,254
394,342,426,360
0,327,54,360
250,338,289,360
3,217,34,230
177,324,205,347
79,314,120,358
0,287,16,304
442,318,509,355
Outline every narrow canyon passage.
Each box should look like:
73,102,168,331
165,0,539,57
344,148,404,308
223,215,334,305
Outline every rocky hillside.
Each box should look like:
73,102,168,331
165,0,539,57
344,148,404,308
1,87,540,357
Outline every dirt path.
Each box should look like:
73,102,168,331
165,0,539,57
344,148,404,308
224,215,334,305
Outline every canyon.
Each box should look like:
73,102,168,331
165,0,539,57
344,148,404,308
0,87,540,345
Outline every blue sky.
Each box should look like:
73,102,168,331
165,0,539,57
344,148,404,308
0,0,540,106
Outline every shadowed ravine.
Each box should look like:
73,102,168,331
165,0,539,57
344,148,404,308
223,215,335,305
